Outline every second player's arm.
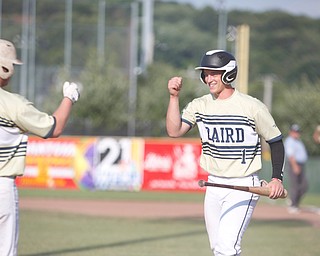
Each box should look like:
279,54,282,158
51,81,80,137
51,98,73,137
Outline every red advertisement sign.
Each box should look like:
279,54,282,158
142,139,207,191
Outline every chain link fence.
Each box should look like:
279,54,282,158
2,1,320,154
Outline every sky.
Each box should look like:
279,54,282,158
165,0,320,19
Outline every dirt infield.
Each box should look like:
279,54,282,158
19,198,320,228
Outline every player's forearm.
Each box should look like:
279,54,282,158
51,98,73,137
269,139,285,180
166,96,184,137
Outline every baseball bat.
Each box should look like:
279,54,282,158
198,180,287,199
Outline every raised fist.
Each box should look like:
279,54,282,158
168,76,183,97
63,81,80,104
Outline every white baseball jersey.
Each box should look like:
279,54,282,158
181,89,282,177
0,88,55,177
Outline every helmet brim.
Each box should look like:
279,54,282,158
0,57,23,65
195,66,226,71
13,59,23,65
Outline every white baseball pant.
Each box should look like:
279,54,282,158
0,177,19,256
204,174,260,256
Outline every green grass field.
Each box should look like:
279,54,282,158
18,189,320,256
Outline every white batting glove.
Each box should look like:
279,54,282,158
63,81,80,104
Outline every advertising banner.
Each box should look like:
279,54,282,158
142,139,207,191
16,136,83,189
83,137,144,191
16,136,206,192
16,136,144,191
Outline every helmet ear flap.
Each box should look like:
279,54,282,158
200,70,206,84
222,66,237,85
0,60,14,80
200,69,235,85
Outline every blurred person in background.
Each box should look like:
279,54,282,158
313,124,320,144
284,124,308,214
0,39,80,256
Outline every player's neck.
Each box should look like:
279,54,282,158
214,86,235,99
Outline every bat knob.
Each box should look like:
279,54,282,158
198,180,206,187
282,189,288,199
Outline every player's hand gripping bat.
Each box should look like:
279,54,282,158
198,180,288,199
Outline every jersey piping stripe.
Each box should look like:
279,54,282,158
181,118,193,128
196,113,255,119
202,142,261,159
0,117,16,127
195,114,256,128
202,151,261,160
202,147,261,157
196,119,256,129
0,142,28,162
202,142,260,150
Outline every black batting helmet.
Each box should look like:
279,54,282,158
195,50,237,86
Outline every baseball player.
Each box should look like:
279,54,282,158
166,50,285,255
0,39,80,256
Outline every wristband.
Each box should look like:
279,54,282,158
272,178,282,183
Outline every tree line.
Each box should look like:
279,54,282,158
2,0,320,155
